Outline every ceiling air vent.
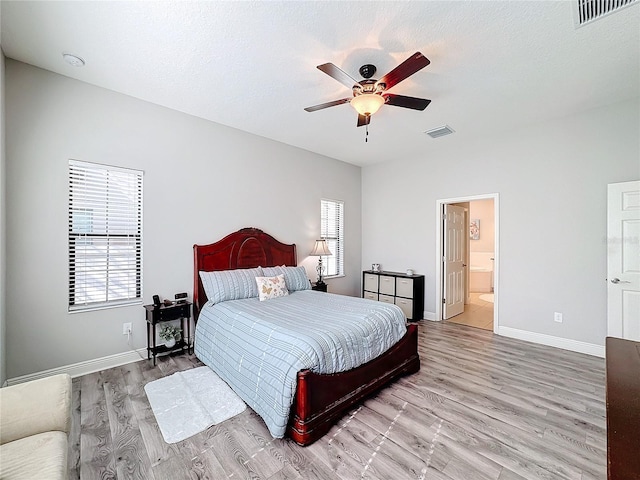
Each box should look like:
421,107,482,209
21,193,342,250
425,125,455,139
574,0,638,27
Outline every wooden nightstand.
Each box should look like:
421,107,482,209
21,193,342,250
144,302,192,365
312,282,328,292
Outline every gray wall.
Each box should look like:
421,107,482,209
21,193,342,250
5,55,637,378
362,99,640,347
5,60,362,379
0,51,6,385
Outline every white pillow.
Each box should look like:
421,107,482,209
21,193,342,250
199,267,264,304
255,274,289,301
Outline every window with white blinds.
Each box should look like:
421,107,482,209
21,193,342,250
68,160,143,311
321,199,344,277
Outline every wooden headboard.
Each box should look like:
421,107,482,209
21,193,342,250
193,227,297,320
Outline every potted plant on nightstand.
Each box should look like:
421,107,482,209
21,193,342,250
159,324,182,348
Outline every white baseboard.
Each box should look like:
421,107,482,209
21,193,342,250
5,348,148,386
423,311,437,321
498,326,605,358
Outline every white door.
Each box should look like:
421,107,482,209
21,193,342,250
443,204,466,319
607,181,640,341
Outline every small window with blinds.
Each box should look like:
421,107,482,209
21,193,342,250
321,199,344,277
68,160,143,312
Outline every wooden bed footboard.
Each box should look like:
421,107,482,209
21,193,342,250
287,323,420,446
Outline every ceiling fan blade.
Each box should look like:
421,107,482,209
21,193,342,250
357,114,371,127
377,52,430,91
304,98,352,112
317,63,359,89
384,94,431,111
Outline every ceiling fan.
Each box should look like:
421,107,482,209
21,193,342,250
304,52,432,130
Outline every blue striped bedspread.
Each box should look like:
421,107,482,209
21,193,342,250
194,290,407,438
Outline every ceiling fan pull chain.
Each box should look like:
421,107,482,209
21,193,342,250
365,121,369,142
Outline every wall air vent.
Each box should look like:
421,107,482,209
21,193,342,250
425,125,455,139
574,0,638,27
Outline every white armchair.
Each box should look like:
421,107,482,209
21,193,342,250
0,374,72,480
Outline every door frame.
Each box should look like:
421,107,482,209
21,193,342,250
435,193,500,333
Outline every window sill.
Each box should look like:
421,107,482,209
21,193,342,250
69,299,142,314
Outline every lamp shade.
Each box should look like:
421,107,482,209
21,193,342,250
309,239,332,256
350,93,385,116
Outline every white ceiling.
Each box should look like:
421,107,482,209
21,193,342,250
1,1,639,166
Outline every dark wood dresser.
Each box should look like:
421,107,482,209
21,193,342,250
605,337,640,480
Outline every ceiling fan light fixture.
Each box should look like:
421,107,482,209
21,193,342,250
350,94,385,116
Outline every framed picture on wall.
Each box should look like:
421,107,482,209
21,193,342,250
470,219,480,240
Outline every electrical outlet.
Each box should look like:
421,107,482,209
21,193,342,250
123,322,132,335
554,312,563,323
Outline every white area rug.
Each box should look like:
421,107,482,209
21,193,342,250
144,366,246,443
479,293,494,303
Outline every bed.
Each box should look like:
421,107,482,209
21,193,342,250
193,227,420,446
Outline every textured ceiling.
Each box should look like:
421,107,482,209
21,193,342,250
1,1,639,166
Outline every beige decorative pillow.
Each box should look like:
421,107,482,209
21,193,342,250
255,274,289,301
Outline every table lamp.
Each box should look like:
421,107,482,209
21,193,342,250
309,239,332,286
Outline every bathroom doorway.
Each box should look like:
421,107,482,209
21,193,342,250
436,194,499,333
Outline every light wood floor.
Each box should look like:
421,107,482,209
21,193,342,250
446,292,494,331
69,321,606,480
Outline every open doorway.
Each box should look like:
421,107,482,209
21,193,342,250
435,194,499,333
